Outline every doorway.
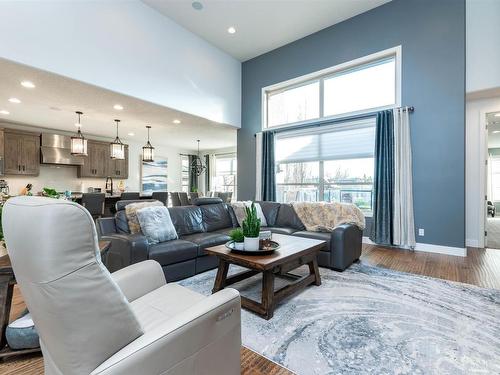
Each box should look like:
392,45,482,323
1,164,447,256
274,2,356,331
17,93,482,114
485,111,500,249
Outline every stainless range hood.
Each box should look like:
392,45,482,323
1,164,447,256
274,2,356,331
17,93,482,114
40,133,85,166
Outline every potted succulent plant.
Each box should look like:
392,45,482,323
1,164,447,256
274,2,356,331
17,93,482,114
229,228,244,250
242,203,261,251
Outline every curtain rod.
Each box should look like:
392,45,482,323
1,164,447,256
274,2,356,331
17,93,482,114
254,105,415,136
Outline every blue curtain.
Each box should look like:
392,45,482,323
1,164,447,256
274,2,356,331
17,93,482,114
261,131,276,201
370,110,394,245
188,155,198,192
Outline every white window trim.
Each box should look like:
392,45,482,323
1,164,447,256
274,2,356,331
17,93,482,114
261,46,402,131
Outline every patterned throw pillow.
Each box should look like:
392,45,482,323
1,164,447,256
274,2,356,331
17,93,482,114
136,206,178,245
231,201,268,227
125,201,164,234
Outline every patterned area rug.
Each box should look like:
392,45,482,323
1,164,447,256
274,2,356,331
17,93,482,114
179,262,500,375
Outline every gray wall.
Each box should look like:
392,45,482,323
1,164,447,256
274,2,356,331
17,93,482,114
238,0,465,248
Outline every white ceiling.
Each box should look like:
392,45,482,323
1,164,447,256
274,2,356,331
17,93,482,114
143,0,391,61
0,58,236,151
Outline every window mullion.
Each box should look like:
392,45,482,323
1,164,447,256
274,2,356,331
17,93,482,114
319,78,324,119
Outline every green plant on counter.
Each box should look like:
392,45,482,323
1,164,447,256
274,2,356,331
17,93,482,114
42,187,60,199
242,203,261,238
229,228,244,243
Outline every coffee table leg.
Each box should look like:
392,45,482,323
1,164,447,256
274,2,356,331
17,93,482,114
212,259,229,294
261,270,275,320
308,258,322,286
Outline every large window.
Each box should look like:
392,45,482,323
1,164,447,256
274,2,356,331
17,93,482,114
181,155,189,193
275,117,375,214
263,47,400,129
213,153,237,198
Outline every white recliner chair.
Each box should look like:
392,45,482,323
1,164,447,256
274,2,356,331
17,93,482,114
2,196,241,375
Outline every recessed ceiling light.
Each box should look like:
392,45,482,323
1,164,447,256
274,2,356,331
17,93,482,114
495,113,500,117
0,110,9,115
493,130,500,134
128,132,135,136
227,26,236,34
113,104,124,110
173,119,181,124
192,1,203,10
21,80,35,88
8,98,21,104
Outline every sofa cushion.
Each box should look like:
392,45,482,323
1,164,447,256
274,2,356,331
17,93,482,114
180,232,230,256
200,203,233,232
257,202,281,226
213,227,236,236
136,206,178,245
148,240,198,266
115,210,130,234
292,231,330,252
168,206,204,236
275,204,306,230
261,226,298,235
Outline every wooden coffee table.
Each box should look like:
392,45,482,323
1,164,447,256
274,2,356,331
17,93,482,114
205,233,325,320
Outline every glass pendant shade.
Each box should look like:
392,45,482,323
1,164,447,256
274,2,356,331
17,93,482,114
71,111,88,156
110,119,125,159
142,125,155,162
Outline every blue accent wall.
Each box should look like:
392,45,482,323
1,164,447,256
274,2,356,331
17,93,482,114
239,0,465,248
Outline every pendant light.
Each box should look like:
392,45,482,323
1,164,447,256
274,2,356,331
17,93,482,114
71,111,88,156
142,125,154,162
191,139,206,176
110,119,125,159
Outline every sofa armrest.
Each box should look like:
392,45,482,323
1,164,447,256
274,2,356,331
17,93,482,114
91,289,241,375
111,260,166,302
100,233,149,272
330,224,363,271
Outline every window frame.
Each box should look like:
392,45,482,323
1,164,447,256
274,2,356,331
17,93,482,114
213,152,237,198
262,46,401,131
180,155,190,193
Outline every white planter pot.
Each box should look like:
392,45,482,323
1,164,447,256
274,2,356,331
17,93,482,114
244,236,260,251
233,241,244,250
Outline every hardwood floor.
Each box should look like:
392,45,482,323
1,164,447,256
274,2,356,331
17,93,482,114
1,243,499,374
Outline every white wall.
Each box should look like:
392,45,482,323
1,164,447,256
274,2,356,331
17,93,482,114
466,96,500,247
0,1,241,127
1,122,193,195
466,0,500,93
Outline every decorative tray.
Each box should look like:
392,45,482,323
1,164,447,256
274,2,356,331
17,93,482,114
225,240,280,255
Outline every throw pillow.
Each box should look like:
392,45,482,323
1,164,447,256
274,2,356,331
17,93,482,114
125,201,164,234
136,206,178,245
231,201,268,227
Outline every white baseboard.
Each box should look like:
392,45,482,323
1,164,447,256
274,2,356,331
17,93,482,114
362,237,467,257
465,238,480,248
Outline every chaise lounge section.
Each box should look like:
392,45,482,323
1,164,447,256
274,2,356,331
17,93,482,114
96,199,362,281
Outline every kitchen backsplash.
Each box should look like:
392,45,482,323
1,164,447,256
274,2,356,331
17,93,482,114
4,164,130,195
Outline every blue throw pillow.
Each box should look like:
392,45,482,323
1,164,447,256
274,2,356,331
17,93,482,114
136,206,178,244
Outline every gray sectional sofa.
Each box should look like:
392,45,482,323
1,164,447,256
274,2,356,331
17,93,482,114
96,199,362,282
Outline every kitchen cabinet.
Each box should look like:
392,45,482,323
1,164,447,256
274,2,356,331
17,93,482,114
78,141,108,178
4,130,40,176
107,145,129,178
78,141,129,179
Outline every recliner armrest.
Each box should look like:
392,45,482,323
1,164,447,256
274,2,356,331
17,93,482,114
330,224,363,271
91,289,241,375
100,233,149,272
111,260,166,302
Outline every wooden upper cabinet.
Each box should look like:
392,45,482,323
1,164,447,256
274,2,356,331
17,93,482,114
78,141,129,179
4,131,40,176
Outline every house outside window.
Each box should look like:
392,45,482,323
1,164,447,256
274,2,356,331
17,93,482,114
213,153,237,199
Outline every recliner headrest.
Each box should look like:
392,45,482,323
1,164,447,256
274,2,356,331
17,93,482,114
193,197,223,206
